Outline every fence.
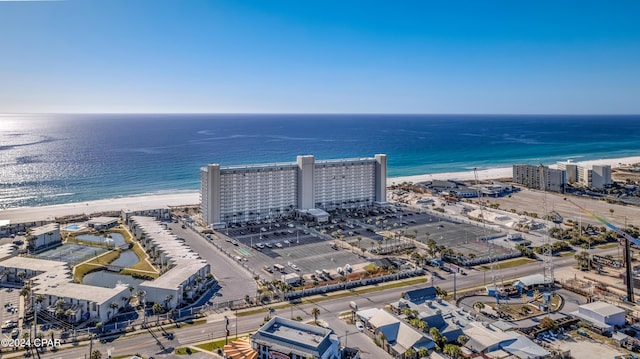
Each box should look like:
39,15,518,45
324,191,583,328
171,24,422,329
283,268,425,300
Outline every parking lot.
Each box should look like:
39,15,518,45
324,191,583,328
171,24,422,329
0,288,21,339
221,224,368,280
215,204,510,284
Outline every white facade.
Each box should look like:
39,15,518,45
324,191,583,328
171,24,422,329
591,165,612,189
128,216,211,308
512,164,565,193
558,161,612,189
0,256,129,324
313,159,376,210
201,154,387,225
28,223,62,251
577,301,625,330
557,161,579,183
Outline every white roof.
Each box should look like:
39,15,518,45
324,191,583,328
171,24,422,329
464,322,549,358
88,217,119,225
130,216,209,290
30,223,60,236
515,274,552,287
356,308,381,321
580,301,625,316
0,256,129,305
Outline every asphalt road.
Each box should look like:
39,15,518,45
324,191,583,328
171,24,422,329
29,241,622,359
169,223,257,302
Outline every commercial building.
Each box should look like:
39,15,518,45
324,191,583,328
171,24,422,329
87,217,119,230
464,321,550,358
512,164,565,193
251,316,341,359
200,154,387,225
572,301,625,333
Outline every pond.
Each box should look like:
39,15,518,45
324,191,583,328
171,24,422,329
77,233,126,246
83,271,145,291
110,251,139,267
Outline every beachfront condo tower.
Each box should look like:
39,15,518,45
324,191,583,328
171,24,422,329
200,154,387,226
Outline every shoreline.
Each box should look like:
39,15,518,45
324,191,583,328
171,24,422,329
388,155,640,184
2,155,640,224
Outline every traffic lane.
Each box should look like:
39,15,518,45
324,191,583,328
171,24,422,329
41,246,612,359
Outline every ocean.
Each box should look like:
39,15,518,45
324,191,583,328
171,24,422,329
1,114,639,209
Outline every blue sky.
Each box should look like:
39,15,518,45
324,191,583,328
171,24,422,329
1,0,639,114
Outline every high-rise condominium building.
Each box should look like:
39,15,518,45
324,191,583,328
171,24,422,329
512,164,566,193
201,154,387,225
558,161,612,189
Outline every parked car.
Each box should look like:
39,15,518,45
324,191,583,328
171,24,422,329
355,321,364,332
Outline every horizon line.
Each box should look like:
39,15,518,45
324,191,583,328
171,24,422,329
2,112,640,116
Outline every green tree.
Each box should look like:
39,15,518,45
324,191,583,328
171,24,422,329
457,335,468,345
311,307,320,324
575,251,591,270
429,327,445,349
443,343,461,358
404,347,416,359
540,316,558,331
473,302,485,312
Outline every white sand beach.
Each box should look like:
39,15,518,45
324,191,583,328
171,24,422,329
388,155,640,185
2,155,640,224
0,192,200,223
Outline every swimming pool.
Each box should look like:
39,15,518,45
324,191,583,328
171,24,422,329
63,223,83,231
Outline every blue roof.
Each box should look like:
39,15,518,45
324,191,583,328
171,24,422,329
403,287,437,304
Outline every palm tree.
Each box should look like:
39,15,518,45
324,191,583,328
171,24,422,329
109,302,119,318
473,301,485,312
430,327,445,350
91,349,102,359
404,347,416,359
34,294,45,311
418,347,429,358
443,343,461,358
65,309,75,322
311,307,320,324
457,335,468,345
16,271,26,282
164,294,173,310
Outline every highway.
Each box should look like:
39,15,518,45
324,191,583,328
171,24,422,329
30,245,616,359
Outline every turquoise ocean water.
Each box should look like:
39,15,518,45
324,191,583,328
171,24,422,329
1,114,639,209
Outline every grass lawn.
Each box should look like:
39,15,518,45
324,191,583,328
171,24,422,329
73,249,122,282
127,242,159,274
175,347,200,355
480,257,536,270
559,251,576,257
195,338,228,352
598,243,619,249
